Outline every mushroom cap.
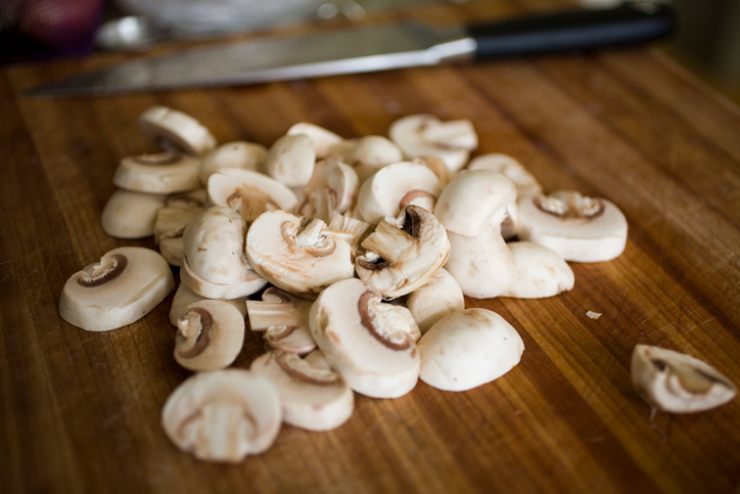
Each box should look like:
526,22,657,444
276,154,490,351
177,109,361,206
287,122,343,159
631,345,736,413
139,105,216,155
517,190,628,262
263,134,316,188
101,189,166,239
501,241,574,299
207,168,298,222
344,135,403,169
434,170,516,237
356,206,451,298
418,309,524,392
169,283,246,326
199,141,267,185
356,161,440,224
113,151,200,194
467,154,542,198
406,268,464,333
161,370,281,463
246,211,355,296
298,159,359,223
59,247,174,332
251,350,354,431
309,278,420,398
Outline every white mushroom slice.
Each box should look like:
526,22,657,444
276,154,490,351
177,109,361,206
356,206,450,298
181,207,267,299
632,345,736,413
101,189,166,239
356,161,440,224
298,159,359,223
159,238,185,267
139,106,216,155
175,300,245,371
309,278,420,398
389,114,477,173
251,350,353,431
412,156,450,187
207,168,298,222
262,135,316,188
246,287,316,355
418,309,524,392
287,122,343,158
406,268,464,333
161,370,281,463
246,211,354,296
343,135,403,181
467,154,542,198
501,241,574,299
113,151,200,194
59,247,174,332
154,202,204,244
327,213,371,249
169,283,246,326
199,141,267,185
517,190,628,262
434,170,516,237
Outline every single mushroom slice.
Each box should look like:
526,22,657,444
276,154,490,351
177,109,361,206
139,105,216,155
309,278,420,398
174,300,245,371
355,161,440,224
467,154,542,198
287,122,343,158
161,370,281,463
501,241,574,299
207,168,298,222
169,283,246,326
418,309,524,392
517,190,628,262
59,247,174,331
101,189,166,239
631,345,736,414
181,206,267,299
199,141,267,185
389,114,477,173
356,206,451,298
154,194,205,266
246,211,355,296
262,134,316,188
246,287,316,354
339,135,403,182
251,350,353,431
113,151,200,194
406,268,464,333
298,159,359,223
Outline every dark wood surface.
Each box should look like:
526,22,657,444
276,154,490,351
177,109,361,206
1,2,739,493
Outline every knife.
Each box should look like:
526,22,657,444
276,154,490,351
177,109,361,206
28,1,674,96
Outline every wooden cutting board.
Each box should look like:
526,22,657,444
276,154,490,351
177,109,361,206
2,1,739,493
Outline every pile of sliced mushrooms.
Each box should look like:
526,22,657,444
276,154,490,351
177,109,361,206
59,106,736,463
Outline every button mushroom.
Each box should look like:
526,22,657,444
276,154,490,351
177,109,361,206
246,211,355,296
406,268,464,333
298,159,359,223
169,283,246,327
501,241,574,299
309,278,420,398
338,135,403,182
251,350,353,431
287,122,343,159
631,344,736,414
355,205,451,298
59,247,175,331
207,168,298,222
161,370,281,463
262,134,316,188
139,105,216,155
101,189,166,239
418,309,524,392
113,151,200,194
517,190,628,262
246,287,316,355
199,141,267,185
467,154,542,198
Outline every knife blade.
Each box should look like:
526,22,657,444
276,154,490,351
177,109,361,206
28,2,673,96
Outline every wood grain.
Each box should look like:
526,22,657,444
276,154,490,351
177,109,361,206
1,3,739,493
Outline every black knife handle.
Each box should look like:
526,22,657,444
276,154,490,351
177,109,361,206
468,2,675,60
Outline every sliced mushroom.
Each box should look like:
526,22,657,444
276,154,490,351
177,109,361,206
327,213,371,249
251,350,353,431
199,141,267,185
113,151,200,194
175,300,245,371
139,105,216,155
338,135,403,182
517,190,628,262
389,114,477,173
501,241,574,299
181,207,267,299
309,278,420,398
246,287,316,354
356,206,450,298
246,211,355,296
59,247,174,331
161,370,281,463
631,344,736,414
418,309,524,392
406,268,464,333
467,154,542,198
356,161,440,224
207,168,298,222
101,189,166,239
169,283,246,326
154,194,205,266
413,156,450,187
287,122,343,158
262,134,316,188
298,159,359,223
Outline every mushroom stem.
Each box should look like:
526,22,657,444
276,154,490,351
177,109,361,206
360,220,414,263
246,301,306,330
295,219,326,247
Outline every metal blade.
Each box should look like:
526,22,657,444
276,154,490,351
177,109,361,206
28,23,474,96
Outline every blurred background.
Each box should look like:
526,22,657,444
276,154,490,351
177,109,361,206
1,0,738,102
